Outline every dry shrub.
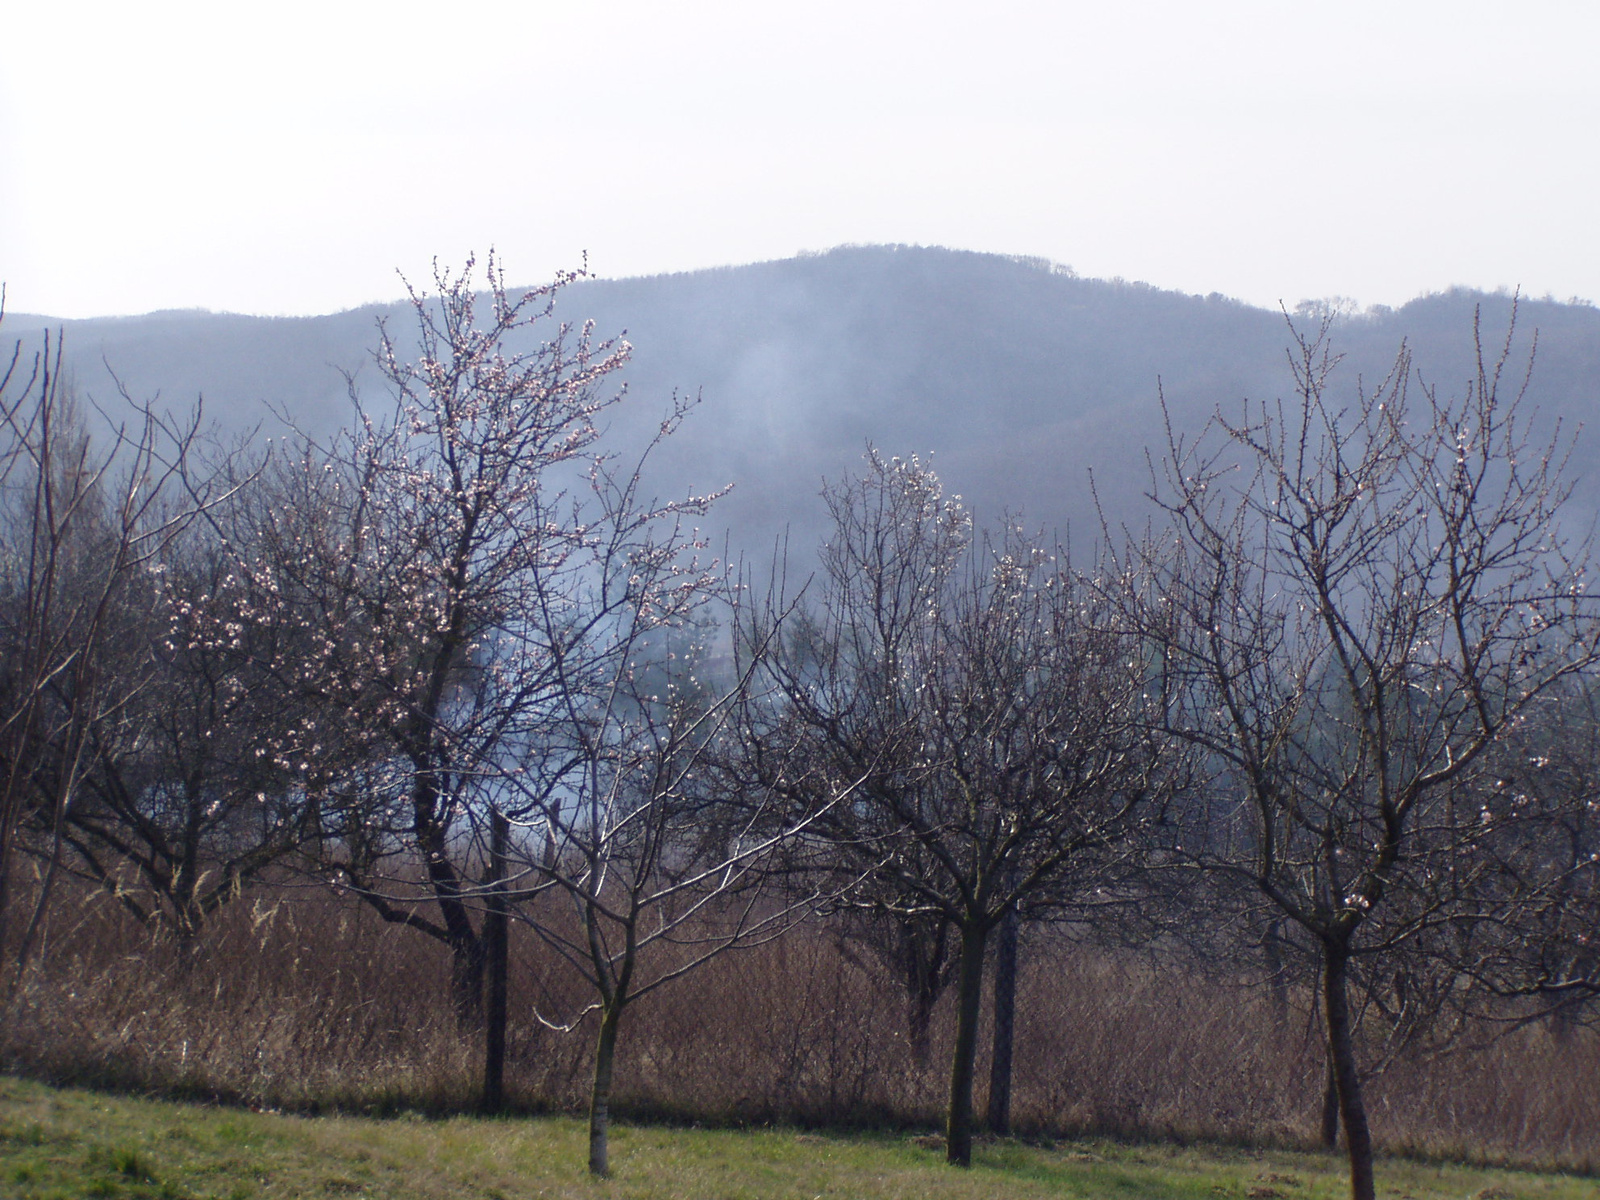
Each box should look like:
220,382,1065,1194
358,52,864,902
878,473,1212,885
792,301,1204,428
3,885,476,1111
1370,1025,1600,1171
3,882,1597,1170
609,928,943,1127
1013,944,1324,1145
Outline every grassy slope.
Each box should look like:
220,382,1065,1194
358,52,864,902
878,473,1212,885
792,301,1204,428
0,1076,1589,1200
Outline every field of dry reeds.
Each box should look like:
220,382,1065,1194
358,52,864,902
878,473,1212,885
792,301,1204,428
3,877,1596,1174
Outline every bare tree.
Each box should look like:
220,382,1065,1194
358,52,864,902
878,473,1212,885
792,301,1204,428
747,450,1166,1166
41,512,321,948
506,581,847,1176
0,310,238,976
1112,310,1600,1200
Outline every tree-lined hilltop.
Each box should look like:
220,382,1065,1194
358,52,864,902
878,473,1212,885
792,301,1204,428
14,245,1600,557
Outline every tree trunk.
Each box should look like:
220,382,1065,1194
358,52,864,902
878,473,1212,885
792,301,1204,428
986,906,1018,1135
908,987,935,1069
1262,917,1290,1026
945,920,988,1167
170,924,203,981
588,1000,625,1177
11,837,62,984
449,932,487,1028
481,808,509,1114
413,765,485,1027
1323,941,1375,1200
1321,1052,1340,1149
902,920,944,1070
0,806,17,960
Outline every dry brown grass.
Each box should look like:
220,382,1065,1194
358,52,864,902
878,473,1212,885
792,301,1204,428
3,881,1596,1172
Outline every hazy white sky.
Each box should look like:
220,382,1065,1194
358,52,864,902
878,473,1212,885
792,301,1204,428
2,0,1596,318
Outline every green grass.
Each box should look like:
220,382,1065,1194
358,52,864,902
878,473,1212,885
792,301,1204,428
0,1074,1590,1200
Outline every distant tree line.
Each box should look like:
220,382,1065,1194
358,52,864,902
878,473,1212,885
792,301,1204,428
2,262,1598,1199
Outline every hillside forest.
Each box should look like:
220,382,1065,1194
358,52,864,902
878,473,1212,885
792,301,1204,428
2,249,1599,1200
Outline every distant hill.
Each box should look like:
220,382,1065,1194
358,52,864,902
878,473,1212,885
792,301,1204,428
10,245,1600,563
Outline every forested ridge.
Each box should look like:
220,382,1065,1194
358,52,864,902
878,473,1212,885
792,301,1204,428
13,245,1600,557
3,248,1600,1197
